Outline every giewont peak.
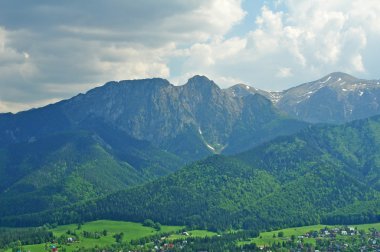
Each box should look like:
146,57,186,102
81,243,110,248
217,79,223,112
185,75,219,90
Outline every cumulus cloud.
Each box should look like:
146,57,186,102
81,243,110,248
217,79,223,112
175,0,380,90
257,0,379,85
0,0,380,112
276,67,293,78
0,0,245,112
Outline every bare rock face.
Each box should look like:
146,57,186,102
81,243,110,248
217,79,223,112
275,72,380,123
0,75,306,160
226,72,380,124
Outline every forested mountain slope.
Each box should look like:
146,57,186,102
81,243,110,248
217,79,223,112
4,115,380,230
0,76,307,218
0,126,183,218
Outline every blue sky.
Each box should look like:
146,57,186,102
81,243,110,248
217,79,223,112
0,0,379,112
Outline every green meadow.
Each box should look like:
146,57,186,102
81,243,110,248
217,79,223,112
5,220,380,251
3,220,218,252
240,222,380,247
5,220,183,252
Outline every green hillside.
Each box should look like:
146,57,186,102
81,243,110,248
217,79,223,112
0,129,184,218
3,116,380,232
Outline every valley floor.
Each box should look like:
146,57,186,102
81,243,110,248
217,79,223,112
240,222,380,251
2,221,380,251
0,220,215,252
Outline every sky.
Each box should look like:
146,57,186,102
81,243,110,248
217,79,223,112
1,0,380,113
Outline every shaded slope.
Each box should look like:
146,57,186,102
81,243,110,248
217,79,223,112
0,128,183,218
0,76,307,161
0,75,309,220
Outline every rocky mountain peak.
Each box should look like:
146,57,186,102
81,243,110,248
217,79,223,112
312,72,358,89
184,75,219,90
323,72,357,82
227,84,256,96
117,78,171,89
276,72,380,123
224,83,281,104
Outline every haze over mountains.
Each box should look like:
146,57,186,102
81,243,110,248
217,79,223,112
1,72,380,230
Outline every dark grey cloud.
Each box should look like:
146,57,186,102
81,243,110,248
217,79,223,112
0,1,213,46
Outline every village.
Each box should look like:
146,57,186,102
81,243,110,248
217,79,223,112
255,225,380,252
124,226,380,251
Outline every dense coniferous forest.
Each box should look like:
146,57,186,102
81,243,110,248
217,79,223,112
0,76,308,220
2,115,380,232
0,127,184,218
0,227,53,248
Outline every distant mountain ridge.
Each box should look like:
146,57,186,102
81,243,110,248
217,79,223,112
0,75,305,158
227,72,380,123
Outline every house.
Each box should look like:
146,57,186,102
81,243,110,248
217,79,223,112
341,231,348,235
67,237,76,243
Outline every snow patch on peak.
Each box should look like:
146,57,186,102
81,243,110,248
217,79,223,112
269,92,283,104
206,143,215,151
320,76,331,83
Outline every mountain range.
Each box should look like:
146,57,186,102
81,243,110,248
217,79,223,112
228,72,380,123
1,72,380,230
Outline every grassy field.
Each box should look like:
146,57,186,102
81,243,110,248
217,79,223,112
167,229,217,240
4,220,218,252
244,224,327,247
8,220,184,252
241,222,380,247
5,221,380,251
52,220,182,241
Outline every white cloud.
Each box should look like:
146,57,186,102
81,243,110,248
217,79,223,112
277,67,292,78
245,0,379,87
0,0,380,112
0,0,246,112
174,0,380,90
